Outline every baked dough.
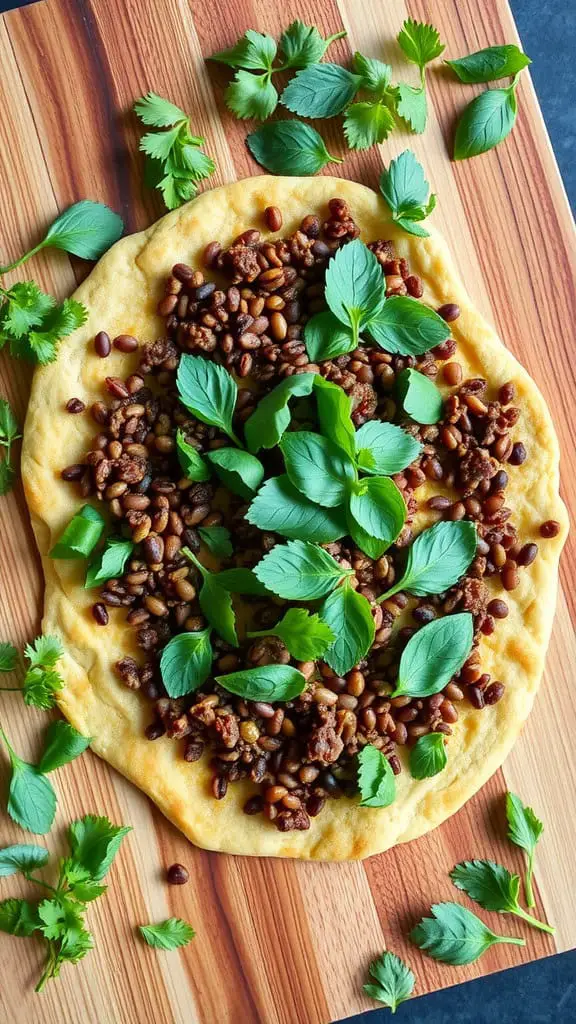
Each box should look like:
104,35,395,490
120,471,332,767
22,176,568,859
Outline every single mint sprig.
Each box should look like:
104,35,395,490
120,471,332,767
450,859,555,935
411,902,525,965
506,792,544,909
379,150,436,237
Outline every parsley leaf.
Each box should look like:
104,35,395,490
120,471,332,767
254,539,353,600
0,285,87,365
379,150,436,237
0,897,40,937
160,628,213,698
353,52,393,94
0,641,18,671
450,860,555,934
139,918,195,950
411,902,525,965
396,20,444,135
21,635,64,709
279,22,346,69
67,815,132,881
0,282,53,337
357,744,395,808
506,792,544,909
25,635,63,669
320,581,375,675
134,93,188,125
226,71,279,120
344,102,396,150
248,607,335,661
409,733,447,779
0,396,20,497
281,63,363,118
364,951,415,1012
247,120,342,176
134,92,215,209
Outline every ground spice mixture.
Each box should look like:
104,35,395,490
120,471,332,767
61,198,544,832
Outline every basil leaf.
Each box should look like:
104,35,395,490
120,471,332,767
397,367,443,424
279,21,346,69
409,733,447,779
325,239,384,342
85,536,134,588
49,504,105,559
446,45,530,84
346,514,389,560
0,898,40,937
176,430,210,482
364,951,415,1013
304,311,355,362
281,64,363,118
381,521,477,599
246,120,342,176
37,721,91,774
254,539,352,600
0,844,49,877
8,761,57,835
248,607,335,661
205,447,264,499
198,575,238,647
160,629,213,698
67,814,132,880
214,567,270,596
454,83,518,160
176,355,240,445
281,431,356,507
348,477,406,549
355,420,422,476
198,525,233,558
357,744,395,807
215,664,306,702
393,613,474,698
42,200,124,260
140,917,195,950
313,376,356,459
411,903,525,965
244,373,316,452
246,475,348,543
320,582,375,675
367,296,450,355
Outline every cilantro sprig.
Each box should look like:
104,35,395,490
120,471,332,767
0,634,64,709
134,92,216,209
0,283,87,365
396,19,445,133
0,398,20,495
0,815,130,991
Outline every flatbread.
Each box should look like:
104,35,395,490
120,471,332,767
22,176,568,860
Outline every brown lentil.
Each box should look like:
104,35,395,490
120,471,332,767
540,519,560,538
264,206,283,232
113,334,138,353
94,331,111,357
437,303,460,322
92,603,109,626
167,863,189,885
443,362,463,386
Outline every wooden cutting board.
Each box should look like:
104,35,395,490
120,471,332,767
0,0,574,1020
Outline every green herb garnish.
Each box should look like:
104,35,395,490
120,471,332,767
347,476,406,553
246,475,348,543
357,744,396,808
84,536,134,589
197,525,233,558
454,76,521,160
244,373,316,453
183,548,238,646
354,420,422,477
49,505,105,560
205,447,264,499
0,283,87,365
248,607,334,661
0,201,123,274
247,120,342,176
396,367,444,424
176,355,241,445
379,150,436,237
139,918,195,950
392,613,474,699
0,398,20,495
378,521,477,601
396,19,445,134
0,642,18,672
215,664,307,702
343,54,398,151
450,860,554,934
254,540,353,600
364,951,415,1012
409,733,447,779
282,63,362,118
281,431,355,508
159,628,213,699
175,430,210,482
506,792,544,909
134,92,215,209
411,902,525,965
324,238,384,346
0,636,65,710
367,296,450,354
320,581,375,675
446,45,530,84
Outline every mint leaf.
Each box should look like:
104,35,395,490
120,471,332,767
346,515,390,561
176,355,240,445
214,567,270,596
281,63,363,118
248,607,335,662
49,503,105,559
244,373,316,453
281,431,355,508
67,814,132,880
367,295,450,355
254,539,352,600
176,430,210,482
506,792,544,909
8,760,57,835
320,582,375,675
409,733,447,779
411,903,525,965
324,239,384,342
380,521,477,600
450,859,554,934
216,664,306,702
379,151,435,235
393,613,474,698
189,556,238,647
279,22,346,69
352,53,393,93
0,844,49,877
247,120,342,176
209,30,276,71
343,102,396,150
357,744,395,808
454,82,518,160
85,536,134,588
41,201,123,260
226,72,278,121
303,311,355,362
446,45,531,84
205,447,264,499
37,721,91,774
314,376,356,459
396,367,443,424
140,917,195,950
348,476,406,551
246,475,348,543
198,525,233,558
354,420,422,476
364,951,415,1012
160,628,213,698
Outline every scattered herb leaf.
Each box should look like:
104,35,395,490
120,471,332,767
205,447,264,499
0,642,18,672
37,721,91,775
0,844,49,877
197,525,233,558
215,664,306,702
244,373,316,453
254,539,353,600
134,93,215,209
454,78,519,160
281,430,356,508
21,635,64,710
248,607,335,661
343,101,396,150
279,21,347,69
160,628,213,698
506,792,544,909
320,581,375,675
176,430,210,482
246,474,348,543
364,951,415,1013
176,355,240,445
247,120,342,176
367,296,450,355
281,63,363,118
354,420,422,476
379,151,436,237
450,860,554,934
446,45,530,84
49,505,105,560
411,902,525,965
409,733,447,779
84,536,134,589
379,521,477,600
357,744,396,808
396,367,444,424
393,613,474,698
348,476,406,551
324,239,384,344
139,918,195,950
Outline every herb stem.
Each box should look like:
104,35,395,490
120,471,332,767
0,686,21,691
497,934,526,947
513,905,555,935
0,723,16,758
525,855,536,909
181,547,207,577
35,943,58,993
0,242,45,276
23,872,58,893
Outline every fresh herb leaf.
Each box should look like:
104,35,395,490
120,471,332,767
176,355,240,445
185,550,238,646
67,815,131,881
135,92,215,209
411,902,525,965
379,151,436,236
343,102,396,150
392,613,474,698
346,516,389,561
248,607,335,661
454,79,519,160
353,53,393,94
37,721,91,775
397,19,445,69
313,375,356,459
396,84,427,134
134,93,188,125
279,22,346,69
0,285,88,365
25,635,63,670
226,71,278,120
0,898,40,937
304,311,355,362
247,120,342,176
0,459,15,495
214,567,270,596
450,860,554,934
205,447,264,499
397,367,443,424
0,282,54,336
22,669,63,710
348,476,406,551
216,664,306,702
357,744,395,808
506,792,544,909
244,373,316,453
246,475,348,543
320,581,375,675
84,536,134,588
281,431,356,508
40,202,123,261
209,30,277,71
139,918,195,950
281,63,363,118
354,420,422,476
176,430,210,482
409,733,447,779
0,398,20,495
367,296,450,355
160,628,213,698
198,525,233,558
446,45,531,84
364,951,415,1012
380,521,477,601
254,539,353,600
49,504,105,559
0,642,18,672
324,239,384,344
0,844,49,877
2,746,57,835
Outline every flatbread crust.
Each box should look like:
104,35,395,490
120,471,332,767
22,176,568,860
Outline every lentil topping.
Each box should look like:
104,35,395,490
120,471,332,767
61,198,540,832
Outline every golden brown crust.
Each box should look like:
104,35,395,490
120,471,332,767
22,176,568,859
